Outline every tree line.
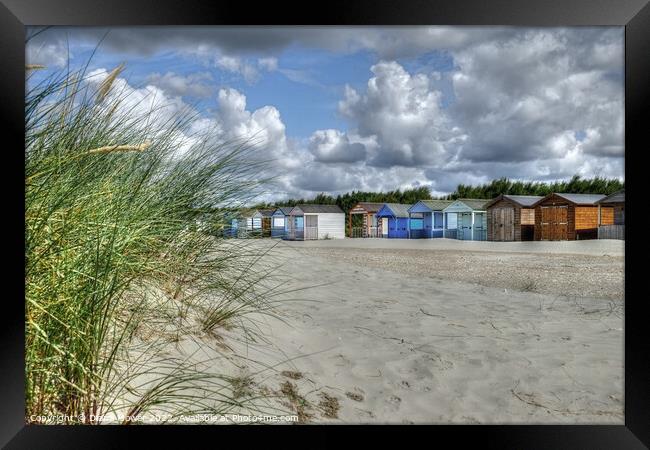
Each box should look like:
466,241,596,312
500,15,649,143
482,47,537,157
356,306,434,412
253,175,624,214
451,175,624,200
255,186,434,214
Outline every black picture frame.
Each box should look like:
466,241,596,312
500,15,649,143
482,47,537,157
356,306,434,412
2,0,648,447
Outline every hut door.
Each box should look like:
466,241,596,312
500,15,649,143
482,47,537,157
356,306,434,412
498,209,505,241
504,208,514,241
541,207,552,240
305,215,318,240
541,206,568,240
555,206,568,240
381,218,389,237
474,212,486,240
459,213,472,240
493,208,514,241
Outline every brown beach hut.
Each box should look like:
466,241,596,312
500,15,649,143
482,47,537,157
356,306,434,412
348,202,384,238
532,193,613,240
252,208,275,237
486,195,543,241
597,190,624,239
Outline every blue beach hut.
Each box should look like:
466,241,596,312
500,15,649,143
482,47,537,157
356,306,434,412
271,206,293,238
376,203,411,239
442,199,490,240
407,200,454,238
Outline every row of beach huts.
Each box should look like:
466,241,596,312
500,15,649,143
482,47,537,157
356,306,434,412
229,190,625,241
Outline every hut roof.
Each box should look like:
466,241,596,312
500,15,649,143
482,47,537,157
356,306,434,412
542,193,607,206
456,198,491,210
419,199,455,211
485,194,544,208
275,206,294,215
254,208,276,217
354,202,385,213
377,203,412,218
596,190,625,204
292,204,344,214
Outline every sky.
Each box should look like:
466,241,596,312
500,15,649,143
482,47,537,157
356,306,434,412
26,26,625,202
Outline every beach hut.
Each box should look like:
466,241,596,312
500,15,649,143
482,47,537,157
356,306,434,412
532,193,611,241
228,217,242,237
252,209,275,237
286,204,345,240
230,209,256,237
226,209,240,237
485,195,543,241
407,200,454,239
597,190,624,240
376,203,412,239
442,199,490,240
271,206,293,238
348,202,384,238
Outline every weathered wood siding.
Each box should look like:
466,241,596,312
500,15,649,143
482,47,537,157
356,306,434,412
599,206,615,226
575,206,600,230
613,205,624,225
520,208,535,225
487,198,521,241
534,194,576,240
598,224,624,239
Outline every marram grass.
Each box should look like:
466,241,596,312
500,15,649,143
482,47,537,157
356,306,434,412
86,141,151,155
25,63,286,424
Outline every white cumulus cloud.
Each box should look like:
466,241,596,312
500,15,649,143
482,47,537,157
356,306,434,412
338,61,462,168
308,129,366,163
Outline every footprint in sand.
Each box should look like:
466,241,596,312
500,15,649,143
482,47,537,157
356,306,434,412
385,395,402,412
355,408,375,419
332,353,352,367
345,388,365,402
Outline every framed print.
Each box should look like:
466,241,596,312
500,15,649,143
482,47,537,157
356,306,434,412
2,0,649,447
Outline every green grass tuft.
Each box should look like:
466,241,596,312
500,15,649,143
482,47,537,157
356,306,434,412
25,63,283,424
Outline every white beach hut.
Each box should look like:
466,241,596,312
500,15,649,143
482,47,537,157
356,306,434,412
286,204,345,240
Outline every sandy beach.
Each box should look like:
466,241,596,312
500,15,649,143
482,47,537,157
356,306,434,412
24,25,628,433
188,238,624,424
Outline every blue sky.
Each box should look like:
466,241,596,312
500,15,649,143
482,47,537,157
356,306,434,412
26,26,624,201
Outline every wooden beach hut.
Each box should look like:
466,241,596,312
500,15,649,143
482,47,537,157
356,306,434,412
376,203,412,239
252,209,275,237
348,202,384,238
597,190,624,240
532,193,611,240
442,199,490,240
286,204,345,240
485,195,543,241
407,200,454,239
271,206,293,238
